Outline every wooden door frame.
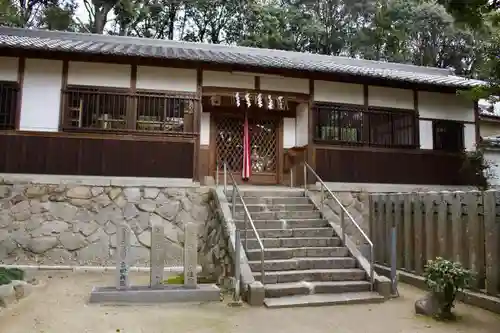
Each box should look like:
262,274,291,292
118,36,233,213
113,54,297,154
209,108,284,185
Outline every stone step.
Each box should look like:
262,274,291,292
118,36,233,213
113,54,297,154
232,197,311,205
234,219,329,230
243,227,335,239
230,203,317,213
263,292,384,309
226,190,305,198
233,210,322,220
264,280,372,298
253,268,366,284
246,237,341,250
248,257,356,272
246,247,349,260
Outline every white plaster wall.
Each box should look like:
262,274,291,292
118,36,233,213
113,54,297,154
20,59,62,132
202,71,254,89
0,57,18,81
484,149,500,186
368,86,413,109
68,61,131,88
260,76,308,94
314,81,364,104
137,66,197,92
283,118,296,148
296,103,308,146
480,122,500,138
418,91,474,122
200,112,210,146
464,123,476,151
419,120,433,149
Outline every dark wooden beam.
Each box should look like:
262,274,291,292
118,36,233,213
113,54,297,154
474,101,481,143
58,60,69,131
414,89,420,147
127,64,137,130
307,78,315,183
194,68,203,182
255,76,260,90
15,57,25,130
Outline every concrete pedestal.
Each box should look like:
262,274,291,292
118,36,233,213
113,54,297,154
89,284,221,304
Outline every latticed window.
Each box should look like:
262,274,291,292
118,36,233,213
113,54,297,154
313,103,417,148
63,86,197,133
0,81,19,130
136,91,194,132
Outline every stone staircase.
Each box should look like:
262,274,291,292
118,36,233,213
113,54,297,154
227,187,384,308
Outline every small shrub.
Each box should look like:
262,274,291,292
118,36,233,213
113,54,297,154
461,148,496,191
423,257,473,319
162,274,214,285
0,267,25,285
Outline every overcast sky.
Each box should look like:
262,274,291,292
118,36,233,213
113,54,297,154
74,0,116,27
75,0,88,23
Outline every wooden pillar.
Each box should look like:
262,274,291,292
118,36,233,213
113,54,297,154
58,60,68,130
306,78,315,184
193,68,203,182
467,190,485,290
413,192,424,274
15,57,25,130
424,192,437,262
483,190,500,296
437,191,450,259
375,194,386,264
394,193,404,269
403,193,414,272
451,191,465,265
384,194,393,265
127,64,137,130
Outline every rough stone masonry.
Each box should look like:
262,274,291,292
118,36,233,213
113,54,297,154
0,181,231,281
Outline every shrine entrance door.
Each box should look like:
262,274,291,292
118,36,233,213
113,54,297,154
213,113,280,185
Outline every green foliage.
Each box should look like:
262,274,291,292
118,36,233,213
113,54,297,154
162,274,214,285
164,274,184,284
0,267,25,285
460,147,495,191
2,0,499,91
424,257,473,318
0,0,78,30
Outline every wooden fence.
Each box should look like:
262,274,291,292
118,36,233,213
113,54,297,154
369,191,500,297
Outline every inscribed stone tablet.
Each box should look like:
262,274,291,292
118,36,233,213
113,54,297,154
116,223,131,290
150,223,166,288
183,222,197,289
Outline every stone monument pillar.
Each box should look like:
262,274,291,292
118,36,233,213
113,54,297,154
150,222,166,288
116,223,131,290
184,222,198,289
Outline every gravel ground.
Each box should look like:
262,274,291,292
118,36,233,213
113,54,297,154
1,271,499,333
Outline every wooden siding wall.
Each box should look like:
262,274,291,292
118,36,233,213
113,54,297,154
0,132,194,178
315,146,470,185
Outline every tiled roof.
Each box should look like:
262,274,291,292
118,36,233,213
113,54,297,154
0,26,487,89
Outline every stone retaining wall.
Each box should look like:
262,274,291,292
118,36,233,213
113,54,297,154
308,190,369,245
0,180,229,280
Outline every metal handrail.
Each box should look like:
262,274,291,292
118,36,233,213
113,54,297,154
216,162,266,285
301,161,375,291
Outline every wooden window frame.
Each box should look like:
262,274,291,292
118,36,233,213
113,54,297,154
61,85,199,136
313,102,418,149
0,80,20,131
432,119,465,152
